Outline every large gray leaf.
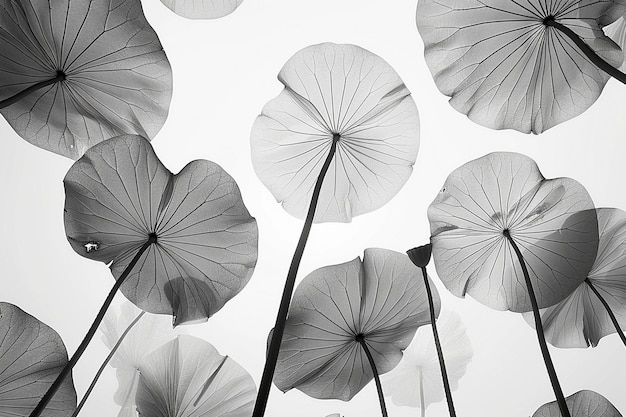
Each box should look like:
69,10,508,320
64,135,258,325
251,42,419,223
533,390,621,417
273,248,438,401
428,152,598,312
0,302,77,417
0,0,172,159
416,0,625,133
159,0,242,19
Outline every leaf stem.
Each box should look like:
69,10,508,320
584,278,626,347
544,18,626,84
30,234,156,417
356,334,389,417
0,71,66,109
420,266,456,417
71,311,145,417
503,230,571,417
252,134,340,417
418,368,426,417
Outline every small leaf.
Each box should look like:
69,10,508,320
533,390,621,417
159,0,243,19
0,302,77,416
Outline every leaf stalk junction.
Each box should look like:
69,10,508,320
355,333,389,417
0,71,66,109
584,278,626,347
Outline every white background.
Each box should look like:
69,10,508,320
1,0,626,416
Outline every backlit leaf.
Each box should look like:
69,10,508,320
533,390,621,417
159,0,243,19
605,17,626,71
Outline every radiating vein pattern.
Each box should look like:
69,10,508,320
159,0,243,19
533,390,621,417
251,43,419,223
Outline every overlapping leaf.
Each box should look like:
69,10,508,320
525,208,626,347
0,0,172,159
0,302,77,416
251,42,420,223
64,135,258,325
273,248,437,401
135,335,256,417
159,0,243,19
416,0,625,133
605,17,626,71
428,152,598,312
533,390,621,417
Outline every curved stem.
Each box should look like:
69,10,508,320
585,278,626,347
503,230,570,417
252,135,340,417
545,18,626,84
30,235,156,417
0,71,66,109
420,266,456,417
356,335,388,417
71,311,145,417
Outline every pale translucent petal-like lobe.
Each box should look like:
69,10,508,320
416,0,624,133
0,0,172,159
274,248,437,401
381,310,473,409
533,390,621,417
526,208,626,347
251,42,419,223
136,335,255,417
64,135,258,325
159,0,242,19
429,152,598,312
605,17,626,71
0,302,77,417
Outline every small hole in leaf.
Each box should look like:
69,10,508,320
84,242,99,253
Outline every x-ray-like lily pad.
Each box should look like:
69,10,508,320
251,42,420,223
533,390,621,417
0,302,77,416
159,0,242,19
136,335,256,417
525,208,626,347
273,248,438,401
64,135,258,325
0,0,172,159
416,0,625,133
428,152,598,312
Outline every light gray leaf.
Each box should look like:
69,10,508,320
533,390,622,417
605,17,626,71
159,0,242,19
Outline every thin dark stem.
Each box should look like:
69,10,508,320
356,334,388,417
0,71,66,109
71,311,145,417
503,230,570,417
252,135,340,417
544,18,626,84
30,234,156,417
420,266,456,417
585,278,626,347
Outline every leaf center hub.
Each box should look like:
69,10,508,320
543,15,555,26
148,232,158,244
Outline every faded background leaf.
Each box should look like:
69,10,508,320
159,0,243,19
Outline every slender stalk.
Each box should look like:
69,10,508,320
420,266,456,417
544,18,626,84
252,135,340,417
503,230,570,417
585,278,626,347
30,234,156,417
71,311,145,417
356,334,388,417
0,71,66,109
418,368,426,417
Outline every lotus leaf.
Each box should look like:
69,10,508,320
159,0,243,19
533,390,621,417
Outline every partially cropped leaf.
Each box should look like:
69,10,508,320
0,0,172,159
533,390,621,417
0,302,77,416
416,0,625,133
251,42,419,223
159,0,242,19
274,248,437,401
428,152,598,312
605,17,626,71
136,335,256,417
64,135,258,325
525,208,626,347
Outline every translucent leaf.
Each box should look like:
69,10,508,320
0,302,77,417
525,208,626,347
273,248,438,401
533,390,621,417
64,135,258,325
135,335,256,417
250,42,419,223
381,310,473,410
0,0,172,159
428,152,598,312
159,0,243,19
605,17,626,71
416,0,625,133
